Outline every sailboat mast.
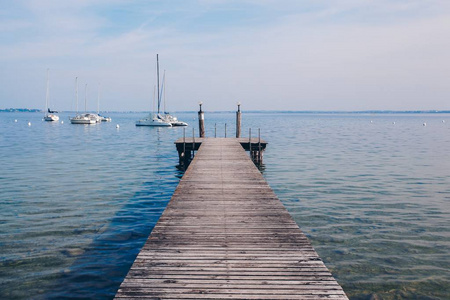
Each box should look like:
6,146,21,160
153,85,156,114
75,77,78,114
163,70,166,114
45,69,49,114
157,54,160,114
85,84,87,113
97,83,100,114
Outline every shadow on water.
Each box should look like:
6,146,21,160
41,134,262,299
256,162,266,174
174,166,185,179
42,168,185,299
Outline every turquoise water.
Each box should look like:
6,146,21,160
0,111,449,299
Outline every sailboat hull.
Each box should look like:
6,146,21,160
70,118,96,124
44,114,59,121
163,114,188,126
70,114,97,124
136,118,172,127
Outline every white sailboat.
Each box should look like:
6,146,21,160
70,79,97,124
43,69,59,122
161,70,188,127
96,83,111,122
136,54,172,127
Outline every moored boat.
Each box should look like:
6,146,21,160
136,54,173,127
44,69,59,122
70,79,96,125
99,115,112,122
96,84,111,122
163,113,188,126
70,113,97,124
136,113,172,127
160,69,188,126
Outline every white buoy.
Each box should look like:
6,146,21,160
116,124,120,129
370,120,373,123
61,121,64,124
423,123,427,126
443,120,446,123
28,122,31,126
14,119,17,123
392,122,396,125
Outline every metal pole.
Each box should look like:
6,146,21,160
236,102,241,138
198,102,205,138
225,123,227,138
215,123,217,138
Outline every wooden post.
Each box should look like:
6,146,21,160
249,128,252,158
258,128,262,164
214,123,217,138
183,127,186,165
192,128,195,158
198,102,205,138
236,102,241,138
225,123,227,138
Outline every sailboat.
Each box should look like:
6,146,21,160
96,84,111,122
70,79,97,124
136,54,172,127
43,69,59,122
161,70,188,126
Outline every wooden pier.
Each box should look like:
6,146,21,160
175,138,268,168
115,138,347,299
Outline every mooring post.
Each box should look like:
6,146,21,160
258,128,262,164
198,102,205,138
236,102,241,138
183,127,186,165
192,128,195,157
225,123,227,138
249,128,252,158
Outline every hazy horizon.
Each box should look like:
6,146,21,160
3,108,450,114
1,1,449,112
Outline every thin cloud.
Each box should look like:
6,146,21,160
1,1,449,111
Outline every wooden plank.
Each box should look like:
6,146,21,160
115,138,347,299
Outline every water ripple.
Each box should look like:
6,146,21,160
1,112,449,299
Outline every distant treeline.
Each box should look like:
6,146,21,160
0,108,41,112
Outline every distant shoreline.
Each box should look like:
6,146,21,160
1,108,41,112
1,108,450,114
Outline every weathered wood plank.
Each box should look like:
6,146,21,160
115,138,347,299
123,273,336,280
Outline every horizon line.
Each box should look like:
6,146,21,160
2,108,450,114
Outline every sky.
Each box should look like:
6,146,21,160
1,0,450,111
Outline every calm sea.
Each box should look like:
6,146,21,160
0,111,449,299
